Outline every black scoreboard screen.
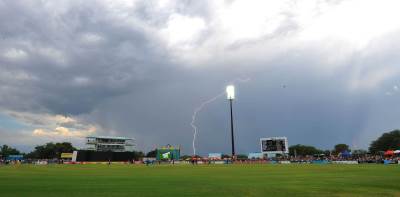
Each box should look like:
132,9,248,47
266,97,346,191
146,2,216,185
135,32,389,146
261,139,287,152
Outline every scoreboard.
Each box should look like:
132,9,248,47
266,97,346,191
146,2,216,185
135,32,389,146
156,145,180,160
260,137,288,154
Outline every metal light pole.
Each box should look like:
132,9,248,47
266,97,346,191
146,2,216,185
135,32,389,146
226,85,235,158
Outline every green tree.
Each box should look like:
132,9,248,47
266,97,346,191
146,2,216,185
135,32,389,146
55,142,75,155
146,149,157,157
221,154,230,159
289,144,323,156
26,142,76,159
0,145,21,158
236,154,248,160
131,151,144,160
333,144,350,155
369,130,400,153
323,150,331,156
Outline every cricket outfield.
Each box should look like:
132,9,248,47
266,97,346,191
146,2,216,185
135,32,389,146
0,164,399,197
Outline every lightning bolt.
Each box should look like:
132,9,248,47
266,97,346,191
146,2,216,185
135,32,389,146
190,91,225,156
190,77,251,156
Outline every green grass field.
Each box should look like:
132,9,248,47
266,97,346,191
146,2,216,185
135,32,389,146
0,164,399,197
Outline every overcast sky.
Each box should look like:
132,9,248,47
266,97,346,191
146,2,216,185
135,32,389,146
1,0,400,155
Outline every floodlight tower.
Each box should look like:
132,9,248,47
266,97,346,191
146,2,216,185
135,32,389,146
226,85,236,159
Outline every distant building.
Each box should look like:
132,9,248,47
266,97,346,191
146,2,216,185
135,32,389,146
248,152,263,159
85,136,135,152
208,153,222,160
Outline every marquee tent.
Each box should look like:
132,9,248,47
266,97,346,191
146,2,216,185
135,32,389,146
384,150,394,156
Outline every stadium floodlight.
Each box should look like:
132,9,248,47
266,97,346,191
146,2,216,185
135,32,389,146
226,85,236,159
226,85,235,100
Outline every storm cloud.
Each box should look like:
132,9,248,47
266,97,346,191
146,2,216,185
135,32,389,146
1,0,400,154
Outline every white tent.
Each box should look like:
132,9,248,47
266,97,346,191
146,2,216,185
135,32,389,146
394,150,400,154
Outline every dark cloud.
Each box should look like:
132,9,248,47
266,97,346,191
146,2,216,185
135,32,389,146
0,0,177,115
1,0,400,154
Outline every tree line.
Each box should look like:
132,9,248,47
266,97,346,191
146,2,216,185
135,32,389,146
0,142,145,160
289,143,350,157
1,130,399,159
290,130,400,156
0,142,76,159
